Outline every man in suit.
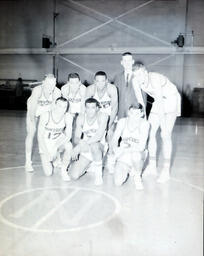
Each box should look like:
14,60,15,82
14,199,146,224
114,52,146,119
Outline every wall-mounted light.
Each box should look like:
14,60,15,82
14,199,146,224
171,34,185,47
42,35,52,49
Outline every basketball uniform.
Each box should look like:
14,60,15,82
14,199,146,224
81,113,105,161
93,87,112,116
39,111,69,157
140,73,181,116
62,85,83,115
116,118,143,168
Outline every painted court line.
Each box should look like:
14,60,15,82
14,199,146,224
0,186,121,233
32,189,79,230
10,192,47,218
0,164,41,171
67,194,100,226
171,178,204,192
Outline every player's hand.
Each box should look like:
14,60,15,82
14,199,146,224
71,147,80,161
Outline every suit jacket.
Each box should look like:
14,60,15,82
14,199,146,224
114,71,146,119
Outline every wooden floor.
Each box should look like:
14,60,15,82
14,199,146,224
0,110,203,256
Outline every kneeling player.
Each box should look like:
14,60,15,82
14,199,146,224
69,98,108,185
38,97,73,180
109,104,150,190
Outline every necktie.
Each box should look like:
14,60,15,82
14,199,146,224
126,73,129,87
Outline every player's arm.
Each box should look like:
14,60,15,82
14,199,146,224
64,113,73,141
86,112,108,145
27,87,41,122
73,114,83,146
61,84,68,99
80,84,86,114
108,84,118,129
132,79,146,115
71,114,84,159
38,112,50,157
53,87,62,101
138,120,150,152
110,119,125,151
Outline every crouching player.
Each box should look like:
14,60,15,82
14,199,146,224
38,97,73,180
69,98,109,185
109,104,150,190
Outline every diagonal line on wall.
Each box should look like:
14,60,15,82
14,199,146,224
58,0,170,48
116,0,154,19
59,55,94,74
116,20,171,46
58,20,113,47
147,54,175,67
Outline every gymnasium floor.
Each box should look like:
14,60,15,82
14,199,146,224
0,110,203,256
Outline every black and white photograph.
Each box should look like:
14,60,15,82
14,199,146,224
0,0,203,255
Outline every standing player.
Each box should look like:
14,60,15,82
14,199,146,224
132,62,181,183
25,74,61,172
86,71,118,134
109,104,149,190
38,97,73,180
69,98,109,185
61,73,86,116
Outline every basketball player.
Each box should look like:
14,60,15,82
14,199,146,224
109,104,149,190
86,71,118,133
132,62,181,183
61,73,86,116
69,98,109,185
25,74,61,172
38,97,73,180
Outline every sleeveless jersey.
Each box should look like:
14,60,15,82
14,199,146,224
35,86,55,117
44,111,66,140
82,114,99,141
120,118,140,149
140,72,181,115
62,84,83,114
93,87,111,116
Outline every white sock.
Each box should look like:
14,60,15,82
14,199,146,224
94,161,103,185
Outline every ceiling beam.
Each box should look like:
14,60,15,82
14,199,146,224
0,47,204,55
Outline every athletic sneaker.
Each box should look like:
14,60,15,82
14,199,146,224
142,163,157,177
134,176,144,190
25,164,34,173
106,163,115,174
157,170,170,183
61,170,71,181
94,175,103,186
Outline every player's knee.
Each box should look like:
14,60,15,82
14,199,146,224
133,152,142,162
64,141,72,152
69,166,80,180
90,143,102,158
161,131,171,140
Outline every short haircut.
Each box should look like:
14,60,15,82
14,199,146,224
132,61,145,71
85,97,100,108
68,73,80,81
94,71,107,79
55,97,69,111
122,52,132,57
129,103,144,112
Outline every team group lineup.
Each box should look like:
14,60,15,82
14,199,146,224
25,52,181,190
